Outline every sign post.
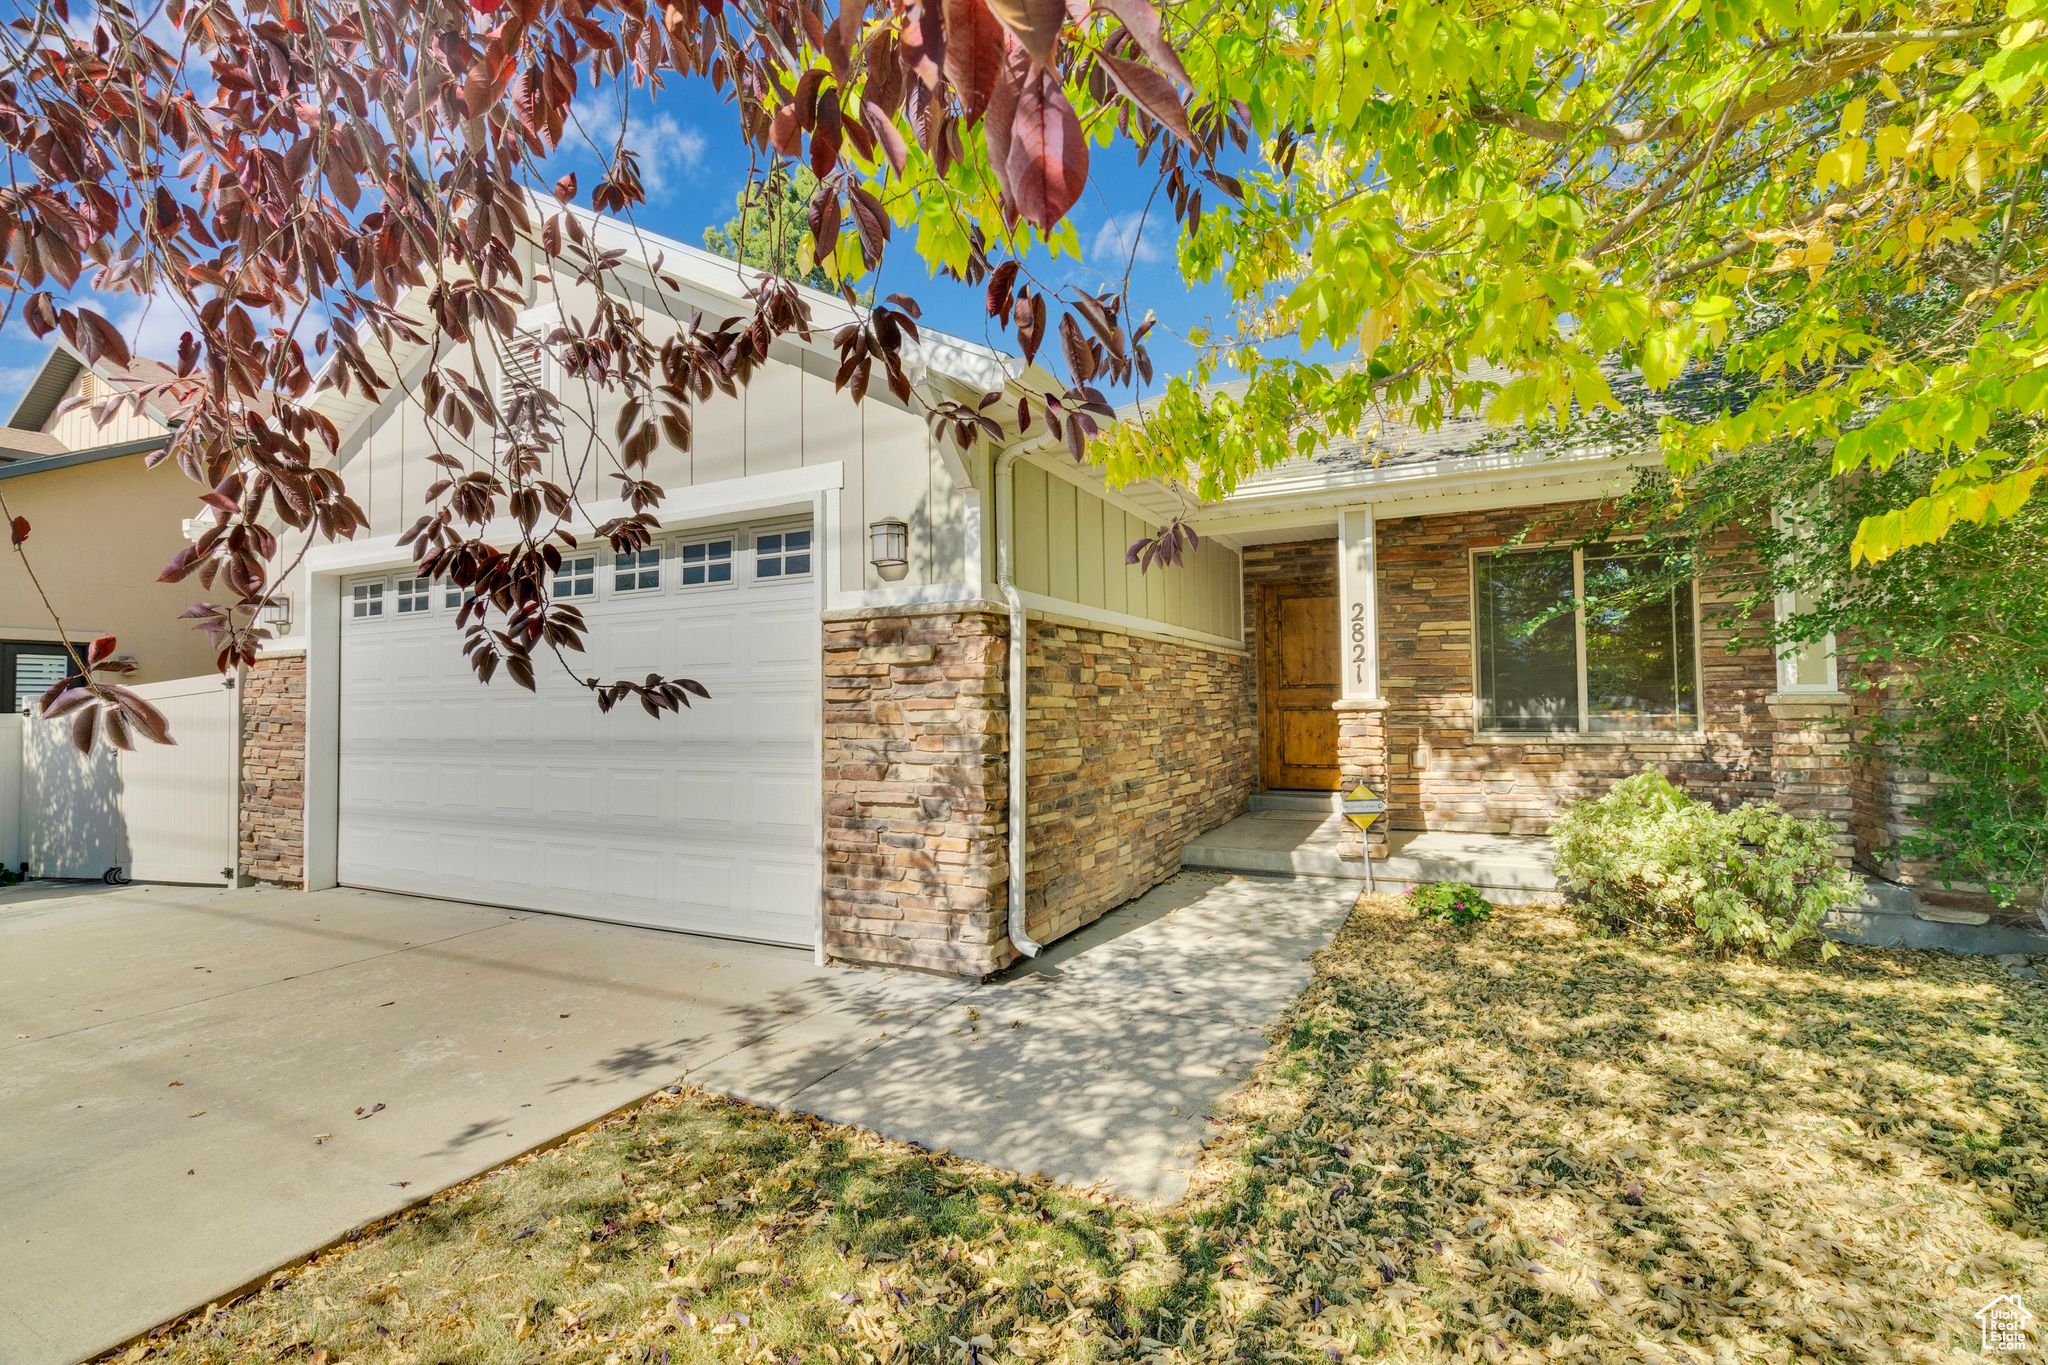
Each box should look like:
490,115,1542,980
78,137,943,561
1340,783,1386,893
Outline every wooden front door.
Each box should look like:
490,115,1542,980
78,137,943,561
1258,581,1341,790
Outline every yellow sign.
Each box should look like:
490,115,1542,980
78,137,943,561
1341,783,1385,831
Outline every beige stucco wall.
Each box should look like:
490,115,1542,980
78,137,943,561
0,453,221,683
1008,457,1241,640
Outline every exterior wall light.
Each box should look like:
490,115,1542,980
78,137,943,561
868,517,909,573
259,595,292,635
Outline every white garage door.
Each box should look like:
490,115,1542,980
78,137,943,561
336,519,820,946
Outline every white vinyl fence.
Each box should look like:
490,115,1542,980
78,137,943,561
0,713,22,875
8,673,237,885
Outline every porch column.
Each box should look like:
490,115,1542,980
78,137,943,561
1766,691,1856,867
1333,507,1389,859
1334,699,1390,859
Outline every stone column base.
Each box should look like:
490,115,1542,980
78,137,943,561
1766,691,1855,866
1333,697,1391,860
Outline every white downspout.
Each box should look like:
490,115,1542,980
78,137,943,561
993,446,1040,958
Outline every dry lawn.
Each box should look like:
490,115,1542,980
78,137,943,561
113,895,2047,1365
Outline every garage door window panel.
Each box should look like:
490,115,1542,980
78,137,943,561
615,546,662,593
553,555,597,599
395,577,432,614
351,581,385,619
754,528,812,580
680,538,734,588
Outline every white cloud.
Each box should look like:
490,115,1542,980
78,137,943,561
107,289,198,366
567,97,706,199
0,364,41,411
1090,213,1164,268
91,287,328,373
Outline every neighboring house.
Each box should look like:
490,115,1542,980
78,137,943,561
0,344,217,712
207,207,1889,975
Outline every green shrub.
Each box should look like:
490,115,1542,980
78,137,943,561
1550,770,1860,958
1405,881,1493,926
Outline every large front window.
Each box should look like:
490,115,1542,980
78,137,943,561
1475,545,1699,734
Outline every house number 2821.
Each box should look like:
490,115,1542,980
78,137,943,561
1349,602,1368,683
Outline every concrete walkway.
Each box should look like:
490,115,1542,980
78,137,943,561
0,871,1355,1365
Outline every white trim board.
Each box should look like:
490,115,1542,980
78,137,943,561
830,582,981,611
1186,470,1634,532
303,463,846,578
1018,591,1245,655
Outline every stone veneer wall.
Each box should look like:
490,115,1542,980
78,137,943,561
1765,691,1856,865
1844,658,2040,920
240,652,306,885
1375,504,1780,833
821,604,1009,975
821,602,1255,976
1018,610,1256,947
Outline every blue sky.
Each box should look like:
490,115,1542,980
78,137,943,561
0,80,1243,417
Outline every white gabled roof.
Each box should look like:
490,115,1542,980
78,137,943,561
309,200,1057,456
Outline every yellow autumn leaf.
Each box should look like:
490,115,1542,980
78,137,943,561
1874,125,1910,165
1882,40,1934,72
1813,140,1868,192
1805,237,1837,282
1839,96,1867,134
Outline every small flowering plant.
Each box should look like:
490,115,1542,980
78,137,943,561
1405,881,1494,927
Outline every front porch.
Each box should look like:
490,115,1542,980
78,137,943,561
1181,792,1559,902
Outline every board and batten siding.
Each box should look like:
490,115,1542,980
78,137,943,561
45,370,167,450
1009,459,1241,643
336,338,970,596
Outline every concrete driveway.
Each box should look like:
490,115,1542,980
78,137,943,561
0,871,1354,1365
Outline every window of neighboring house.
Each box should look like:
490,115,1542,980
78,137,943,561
615,546,661,593
552,554,597,599
395,577,432,614
2,642,72,714
351,581,385,619
680,538,734,588
754,528,812,579
1474,544,1699,734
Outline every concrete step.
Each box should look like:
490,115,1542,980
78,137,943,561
1180,814,1560,903
1250,791,1341,814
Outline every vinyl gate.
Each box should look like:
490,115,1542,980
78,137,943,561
20,673,238,884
